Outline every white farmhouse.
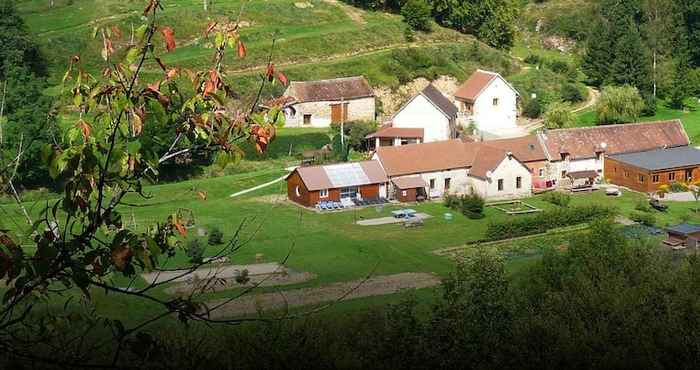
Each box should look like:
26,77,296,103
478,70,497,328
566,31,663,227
275,76,376,128
454,69,519,136
366,84,458,147
373,139,532,201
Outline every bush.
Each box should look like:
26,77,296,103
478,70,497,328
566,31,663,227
561,83,584,103
596,85,645,125
208,227,224,246
543,191,571,207
485,205,617,240
401,0,432,31
186,239,205,264
543,102,576,129
524,54,541,65
545,59,570,74
630,211,656,226
461,191,485,219
522,98,542,118
634,199,652,213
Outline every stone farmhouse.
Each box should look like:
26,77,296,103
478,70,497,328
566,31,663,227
366,84,458,147
536,120,689,186
372,140,533,201
454,69,519,137
276,76,376,128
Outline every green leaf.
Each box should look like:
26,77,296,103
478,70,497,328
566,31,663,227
148,98,167,125
125,47,140,65
127,140,142,155
135,25,148,41
215,32,225,49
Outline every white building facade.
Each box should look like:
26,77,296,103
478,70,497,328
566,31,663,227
454,70,519,136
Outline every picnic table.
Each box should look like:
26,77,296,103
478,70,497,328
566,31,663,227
392,209,417,219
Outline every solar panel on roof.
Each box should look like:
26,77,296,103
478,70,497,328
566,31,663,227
324,163,370,188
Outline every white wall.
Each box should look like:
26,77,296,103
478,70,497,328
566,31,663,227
470,156,532,200
472,77,518,131
389,169,469,199
284,97,376,128
549,156,604,180
392,95,451,143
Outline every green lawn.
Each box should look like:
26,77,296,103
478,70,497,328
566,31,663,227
575,99,700,143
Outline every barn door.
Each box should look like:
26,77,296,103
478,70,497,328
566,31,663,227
330,103,349,124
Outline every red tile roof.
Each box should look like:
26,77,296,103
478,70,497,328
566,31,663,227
374,140,520,178
286,76,374,103
454,70,499,103
539,120,689,160
484,135,546,163
365,125,424,139
392,176,428,189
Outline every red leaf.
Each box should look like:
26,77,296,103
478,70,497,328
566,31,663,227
277,72,289,86
160,27,176,52
205,21,218,38
111,25,123,39
77,120,91,141
174,221,187,237
165,68,178,80
266,63,275,82
111,246,133,272
237,40,247,58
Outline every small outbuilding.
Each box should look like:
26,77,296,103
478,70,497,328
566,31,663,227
391,176,428,202
664,223,700,248
604,146,700,193
286,161,389,207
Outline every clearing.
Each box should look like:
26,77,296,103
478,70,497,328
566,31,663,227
205,272,440,318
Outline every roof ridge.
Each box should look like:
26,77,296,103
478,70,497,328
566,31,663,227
291,76,366,84
546,119,681,133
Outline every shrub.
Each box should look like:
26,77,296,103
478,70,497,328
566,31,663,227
545,59,570,74
561,83,584,103
596,85,645,125
401,0,432,32
543,191,571,207
461,191,485,219
522,98,542,118
485,205,617,240
444,194,460,209
630,211,656,226
524,54,541,65
543,102,576,129
208,226,224,246
634,199,652,213
186,239,205,264
403,26,415,42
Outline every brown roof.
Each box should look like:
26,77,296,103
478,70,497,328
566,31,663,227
262,96,295,108
484,135,546,163
286,76,374,103
567,170,599,179
454,70,498,103
374,140,521,178
366,125,424,139
392,176,428,189
540,120,689,160
287,161,388,191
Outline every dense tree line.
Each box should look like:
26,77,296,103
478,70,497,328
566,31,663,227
344,0,520,49
583,0,700,111
0,0,53,188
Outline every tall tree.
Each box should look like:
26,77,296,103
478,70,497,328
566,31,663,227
0,0,47,78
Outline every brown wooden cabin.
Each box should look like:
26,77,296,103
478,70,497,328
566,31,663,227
391,176,427,202
286,161,389,208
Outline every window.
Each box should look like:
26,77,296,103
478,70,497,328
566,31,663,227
538,168,545,177
639,174,645,183
320,189,329,198
401,190,407,197
303,114,312,125
669,172,676,181
429,179,436,189
444,178,451,190
492,98,499,106
686,169,694,181
652,175,660,183
295,186,301,197
400,139,410,145
613,167,617,173
498,179,504,191
340,187,358,199
516,176,522,189
624,170,630,178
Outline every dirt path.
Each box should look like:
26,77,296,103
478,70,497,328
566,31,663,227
322,0,366,25
205,272,441,318
520,86,600,132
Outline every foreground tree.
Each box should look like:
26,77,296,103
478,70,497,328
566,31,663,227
0,0,290,366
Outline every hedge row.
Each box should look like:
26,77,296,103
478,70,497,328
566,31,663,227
485,205,617,241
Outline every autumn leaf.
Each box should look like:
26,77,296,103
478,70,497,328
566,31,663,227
77,120,91,141
111,25,123,39
111,245,133,272
205,21,218,38
174,220,187,237
165,68,178,80
160,27,176,52
237,40,247,58
266,63,275,82
277,71,289,86
196,191,208,200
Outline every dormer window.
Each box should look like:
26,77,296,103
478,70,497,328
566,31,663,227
492,98,499,106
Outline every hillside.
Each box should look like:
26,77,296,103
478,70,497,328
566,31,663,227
16,0,519,100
